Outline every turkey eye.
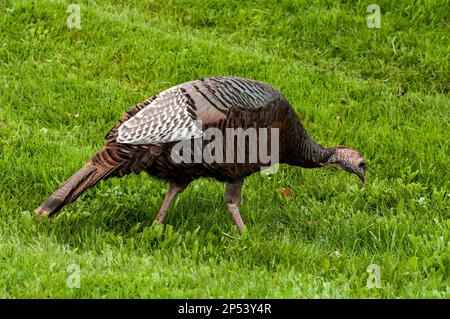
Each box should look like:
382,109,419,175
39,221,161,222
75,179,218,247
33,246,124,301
359,162,366,170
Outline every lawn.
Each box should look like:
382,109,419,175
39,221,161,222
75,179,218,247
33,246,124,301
0,0,449,298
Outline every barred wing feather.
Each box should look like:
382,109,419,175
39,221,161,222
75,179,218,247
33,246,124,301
116,77,279,145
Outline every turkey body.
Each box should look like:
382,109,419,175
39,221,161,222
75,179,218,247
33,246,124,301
104,76,326,183
35,76,335,232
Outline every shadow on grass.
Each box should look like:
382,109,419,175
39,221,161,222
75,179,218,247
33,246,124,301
33,179,238,247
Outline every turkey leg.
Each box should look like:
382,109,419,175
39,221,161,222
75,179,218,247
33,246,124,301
224,180,245,233
156,182,188,224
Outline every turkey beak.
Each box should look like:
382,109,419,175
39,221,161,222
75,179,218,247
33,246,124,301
355,161,367,185
356,166,366,185
357,171,366,185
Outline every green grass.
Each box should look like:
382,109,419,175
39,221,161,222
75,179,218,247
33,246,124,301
0,0,449,298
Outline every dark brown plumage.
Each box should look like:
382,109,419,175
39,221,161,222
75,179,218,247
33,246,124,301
35,76,366,232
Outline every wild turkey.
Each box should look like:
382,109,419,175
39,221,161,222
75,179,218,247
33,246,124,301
35,76,366,233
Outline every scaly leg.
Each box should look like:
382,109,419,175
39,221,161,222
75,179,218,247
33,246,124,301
156,182,188,224
224,179,245,233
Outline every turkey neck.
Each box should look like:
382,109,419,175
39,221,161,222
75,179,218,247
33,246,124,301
281,103,331,168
